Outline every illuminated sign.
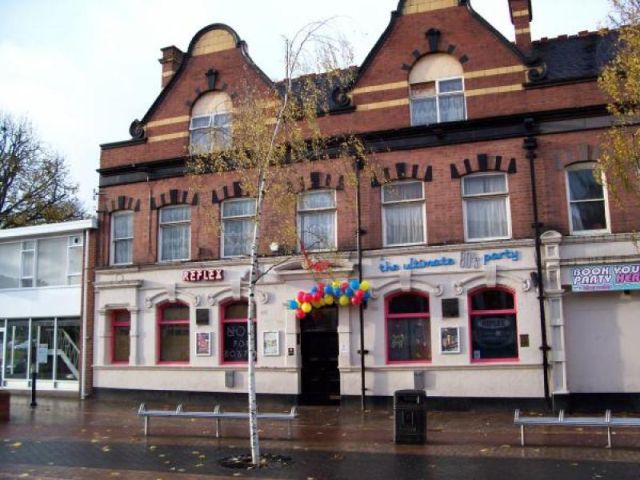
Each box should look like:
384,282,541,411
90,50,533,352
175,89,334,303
572,264,640,292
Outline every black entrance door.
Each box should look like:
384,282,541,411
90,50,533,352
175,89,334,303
300,306,340,405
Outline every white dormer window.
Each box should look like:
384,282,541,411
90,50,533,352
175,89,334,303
409,53,466,126
189,91,232,153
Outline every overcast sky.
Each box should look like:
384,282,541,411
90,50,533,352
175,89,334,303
0,0,611,211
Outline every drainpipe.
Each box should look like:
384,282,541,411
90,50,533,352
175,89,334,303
523,122,551,408
354,155,367,411
80,228,90,399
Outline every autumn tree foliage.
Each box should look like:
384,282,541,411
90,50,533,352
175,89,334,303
0,112,85,228
598,0,640,201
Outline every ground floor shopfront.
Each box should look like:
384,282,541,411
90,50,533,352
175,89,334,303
94,240,552,403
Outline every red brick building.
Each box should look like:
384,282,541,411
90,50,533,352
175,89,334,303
93,0,640,408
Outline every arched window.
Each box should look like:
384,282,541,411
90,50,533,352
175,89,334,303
462,173,511,241
157,302,190,363
220,300,255,364
221,198,256,258
409,53,466,126
189,91,232,153
565,163,609,234
468,288,518,362
382,181,426,246
385,292,431,363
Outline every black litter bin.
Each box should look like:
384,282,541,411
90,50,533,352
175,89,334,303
394,389,427,444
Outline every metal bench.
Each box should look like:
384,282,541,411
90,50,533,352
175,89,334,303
514,409,640,448
137,403,298,439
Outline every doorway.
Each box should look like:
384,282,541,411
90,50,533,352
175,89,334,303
300,305,340,405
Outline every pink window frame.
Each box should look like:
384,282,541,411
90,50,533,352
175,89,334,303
384,291,431,364
156,301,190,365
219,299,255,365
110,309,130,364
467,286,519,363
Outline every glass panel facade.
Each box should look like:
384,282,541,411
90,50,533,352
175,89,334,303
31,320,55,380
5,322,29,379
56,320,80,381
0,243,20,289
37,237,68,287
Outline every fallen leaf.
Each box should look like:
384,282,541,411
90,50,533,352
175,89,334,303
101,446,111,453
9,442,22,448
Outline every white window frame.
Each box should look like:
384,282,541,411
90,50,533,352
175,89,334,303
462,173,512,242
189,112,232,152
158,205,191,263
20,241,35,288
110,211,134,266
381,181,427,247
297,190,337,252
221,198,256,258
410,75,467,126
565,163,610,235
67,234,84,284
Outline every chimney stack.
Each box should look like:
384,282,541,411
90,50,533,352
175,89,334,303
159,46,184,88
508,0,533,52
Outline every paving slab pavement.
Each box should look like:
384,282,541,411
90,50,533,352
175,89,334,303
0,395,639,479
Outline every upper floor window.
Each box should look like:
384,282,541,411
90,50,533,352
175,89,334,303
386,292,431,363
111,211,133,265
189,91,232,153
159,206,191,262
297,190,336,251
222,198,256,258
409,53,466,126
157,302,190,363
463,173,511,242
382,181,425,246
469,288,518,362
565,163,609,234
0,235,83,290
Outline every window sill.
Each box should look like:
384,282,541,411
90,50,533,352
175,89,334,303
464,236,512,243
386,360,432,365
383,241,426,248
470,357,519,364
569,229,610,236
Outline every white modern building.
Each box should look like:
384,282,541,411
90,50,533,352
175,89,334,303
0,219,96,395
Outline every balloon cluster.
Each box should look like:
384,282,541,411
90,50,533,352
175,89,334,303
288,279,371,320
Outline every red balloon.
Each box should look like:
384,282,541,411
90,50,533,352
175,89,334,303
341,282,349,291
355,289,365,299
313,291,322,302
295,309,306,320
304,293,313,304
317,283,325,292
297,291,306,302
351,297,361,306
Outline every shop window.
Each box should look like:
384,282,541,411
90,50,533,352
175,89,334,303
409,53,466,126
297,190,336,251
463,173,511,241
111,211,133,265
385,292,431,363
221,198,256,258
159,205,191,262
189,91,232,153
157,302,190,363
111,310,130,364
382,181,425,246
469,288,518,361
565,163,609,234
221,300,256,364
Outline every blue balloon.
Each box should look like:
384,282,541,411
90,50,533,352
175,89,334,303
345,288,354,297
288,300,298,310
363,292,370,301
310,286,318,294
333,287,342,297
324,285,333,295
349,279,360,290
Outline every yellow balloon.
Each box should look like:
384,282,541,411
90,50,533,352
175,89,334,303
360,280,370,291
332,281,340,288
339,295,350,306
301,302,312,313
312,301,323,309
323,295,334,305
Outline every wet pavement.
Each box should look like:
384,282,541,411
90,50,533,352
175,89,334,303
0,394,639,479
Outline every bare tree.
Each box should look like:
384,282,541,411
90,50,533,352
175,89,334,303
0,112,85,228
188,21,366,466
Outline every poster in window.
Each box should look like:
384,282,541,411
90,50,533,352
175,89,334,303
440,327,460,354
196,332,211,356
263,331,280,357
